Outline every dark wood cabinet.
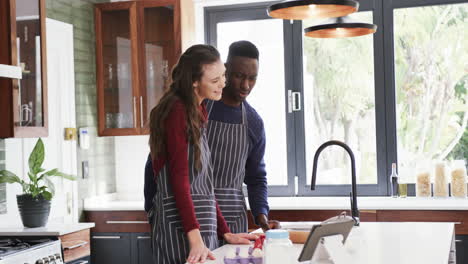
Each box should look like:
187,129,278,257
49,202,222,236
94,0,181,136
455,235,468,264
66,255,91,264
131,233,153,264
0,0,48,138
86,209,464,262
91,232,152,264
91,233,132,264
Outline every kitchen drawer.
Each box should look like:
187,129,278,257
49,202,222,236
455,235,468,264
91,233,132,264
66,255,90,264
377,210,468,235
248,210,377,229
61,229,91,263
85,211,150,233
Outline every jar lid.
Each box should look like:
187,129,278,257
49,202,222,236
265,229,289,239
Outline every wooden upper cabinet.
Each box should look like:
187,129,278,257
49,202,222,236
95,0,181,136
0,0,48,138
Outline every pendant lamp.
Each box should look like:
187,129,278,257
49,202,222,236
267,0,359,20
304,16,377,38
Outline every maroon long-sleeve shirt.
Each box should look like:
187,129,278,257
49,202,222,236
152,100,230,237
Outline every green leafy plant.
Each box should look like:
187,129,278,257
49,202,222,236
0,138,76,200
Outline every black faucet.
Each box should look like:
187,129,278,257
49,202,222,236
311,140,360,226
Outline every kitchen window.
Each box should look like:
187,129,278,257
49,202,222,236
204,0,468,197
393,2,468,185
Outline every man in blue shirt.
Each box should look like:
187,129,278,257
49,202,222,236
145,40,279,232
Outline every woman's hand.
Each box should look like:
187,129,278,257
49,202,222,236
187,229,216,264
223,233,258,244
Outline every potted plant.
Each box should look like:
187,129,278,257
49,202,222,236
0,138,76,227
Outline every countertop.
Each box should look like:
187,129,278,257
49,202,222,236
205,222,455,264
83,195,468,211
0,222,95,236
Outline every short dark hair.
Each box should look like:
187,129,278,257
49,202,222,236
226,40,259,62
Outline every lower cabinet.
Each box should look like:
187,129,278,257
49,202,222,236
456,235,468,264
91,232,153,264
66,255,91,264
132,233,153,264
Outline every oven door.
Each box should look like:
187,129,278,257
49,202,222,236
66,255,90,264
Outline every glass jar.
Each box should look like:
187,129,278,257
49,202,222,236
433,161,449,198
263,230,293,264
416,163,431,197
451,160,467,198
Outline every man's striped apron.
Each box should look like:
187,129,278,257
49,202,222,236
207,101,250,235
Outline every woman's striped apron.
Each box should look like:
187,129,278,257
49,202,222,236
206,101,250,235
149,126,219,264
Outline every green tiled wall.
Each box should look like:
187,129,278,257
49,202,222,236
0,139,6,214
46,0,115,216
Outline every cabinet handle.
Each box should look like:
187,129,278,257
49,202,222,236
454,222,462,225
137,236,151,240
64,241,88,250
106,220,149,224
133,96,137,127
92,236,121,239
140,96,144,128
74,261,89,264
455,240,463,243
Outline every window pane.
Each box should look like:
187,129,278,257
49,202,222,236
302,12,377,185
217,19,288,185
394,4,468,182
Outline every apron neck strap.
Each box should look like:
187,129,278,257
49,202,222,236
206,100,248,126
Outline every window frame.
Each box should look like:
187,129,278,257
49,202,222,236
204,0,468,197
205,2,296,196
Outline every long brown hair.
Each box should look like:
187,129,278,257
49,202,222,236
149,44,220,171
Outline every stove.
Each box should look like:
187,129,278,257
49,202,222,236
0,237,63,264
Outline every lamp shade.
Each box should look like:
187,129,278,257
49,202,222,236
267,0,359,20
304,16,377,38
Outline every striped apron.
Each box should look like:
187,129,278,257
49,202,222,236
148,126,219,264
206,101,250,235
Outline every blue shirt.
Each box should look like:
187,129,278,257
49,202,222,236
144,100,269,220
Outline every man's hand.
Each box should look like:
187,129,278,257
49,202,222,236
256,214,281,232
224,233,258,244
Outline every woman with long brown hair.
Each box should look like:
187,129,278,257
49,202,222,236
147,44,256,264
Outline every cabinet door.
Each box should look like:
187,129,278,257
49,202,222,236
91,233,131,264
456,235,468,264
66,255,91,264
0,0,48,138
137,0,181,133
132,233,153,264
95,2,140,136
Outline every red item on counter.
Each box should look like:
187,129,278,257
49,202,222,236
253,234,266,250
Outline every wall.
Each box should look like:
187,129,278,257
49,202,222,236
0,140,5,214
46,0,115,216
114,136,149,201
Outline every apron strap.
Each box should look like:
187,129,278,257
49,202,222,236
207,100,248,127
206,100,215,118
241,102,248,126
